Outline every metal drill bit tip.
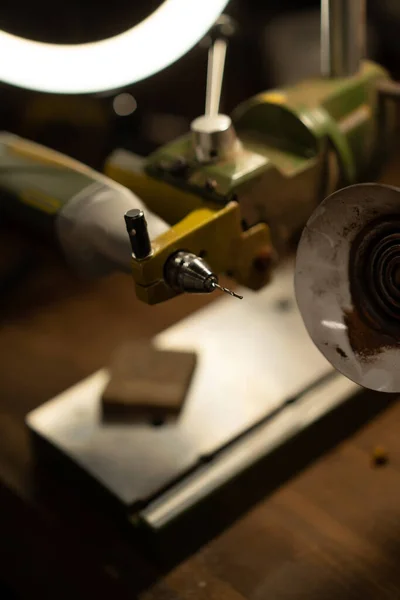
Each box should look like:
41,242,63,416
213,283,243,299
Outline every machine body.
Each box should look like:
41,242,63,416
0,60,396,304
0,132,244,301
0,1,398,307
106,60,396,303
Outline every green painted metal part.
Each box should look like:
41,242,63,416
145,61,393,251
233,61,389,182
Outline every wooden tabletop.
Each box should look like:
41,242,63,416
3,149,400,599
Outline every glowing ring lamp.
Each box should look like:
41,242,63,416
0,0,230,94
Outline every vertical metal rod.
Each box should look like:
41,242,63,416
205,38,227,116
320,0,366,78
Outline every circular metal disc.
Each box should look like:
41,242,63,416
295,183,400,393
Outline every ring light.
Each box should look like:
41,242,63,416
0,0,230,94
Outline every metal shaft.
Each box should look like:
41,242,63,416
205,38,227,116
320,0,365,78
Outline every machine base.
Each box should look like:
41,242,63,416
27,264,364,548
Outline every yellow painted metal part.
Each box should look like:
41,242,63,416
106,152,271,304
105,154,204,225
132,202,270,305
8,135,96,176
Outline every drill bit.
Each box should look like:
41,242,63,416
212,282,243,299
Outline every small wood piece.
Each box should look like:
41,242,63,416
101,341,197,423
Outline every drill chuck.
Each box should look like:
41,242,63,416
164,251,242,299
165,251,217,293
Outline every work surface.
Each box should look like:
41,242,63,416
1,233,400,600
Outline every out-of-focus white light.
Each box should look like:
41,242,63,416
113,93,137,116
321,319,347,331
0,0,229,94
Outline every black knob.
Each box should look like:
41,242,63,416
124,209,152,260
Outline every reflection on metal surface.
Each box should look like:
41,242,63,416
28,263,347,508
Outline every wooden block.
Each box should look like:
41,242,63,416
101,341,197,423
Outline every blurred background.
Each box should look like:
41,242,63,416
1,0,400,170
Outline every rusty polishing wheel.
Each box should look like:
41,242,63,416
295,183,400,393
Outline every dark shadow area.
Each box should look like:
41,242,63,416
0,583,19,600
0,220,96,319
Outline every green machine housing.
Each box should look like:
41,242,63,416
106,60,396,303
0,60,393,305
